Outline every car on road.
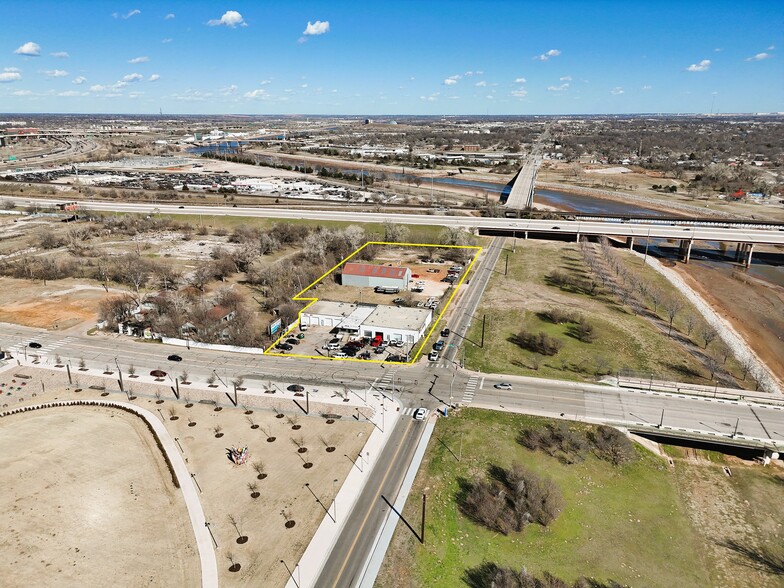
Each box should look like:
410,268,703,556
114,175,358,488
413,407,427,421
441,328,450,337
428,350,439,361
28,342,42,349
178,205,184,209
167,354,183,362
551,226,561,230
494,382,513,390
433,340,444,351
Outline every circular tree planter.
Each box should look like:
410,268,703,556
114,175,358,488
250,491,260,499
236,536,248,544
74,389,82,393
185,403,193,408
285,521,296,529
229,563,241,573
326,419,335,424
214,433,224,439
128,395,137,401
257,473,268,480
342,398,349,402
250,424,259,430
291,424,301,431
297,447,308,454
275,413,284,419
155,399,164,405
170,416,179,421
128,375,139,379
244,410,253,415
101,392,109,397
188,422,197,427
303,462,313,469
326,447,336,453
214,407,222,412
266,437,276,443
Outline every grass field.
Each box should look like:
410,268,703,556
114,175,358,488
378,409,710,588
464,240,747,386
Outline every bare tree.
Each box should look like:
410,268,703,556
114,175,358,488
700,324,718,349
649,287,664,315
663,297,683,337
251,460,266,479
684,313,698,337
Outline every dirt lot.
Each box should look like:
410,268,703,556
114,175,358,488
0,406,200,587
675,263,784,383
0,278,112,330
0,365,372,587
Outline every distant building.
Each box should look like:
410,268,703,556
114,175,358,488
462,144,481,152
341,262,411,290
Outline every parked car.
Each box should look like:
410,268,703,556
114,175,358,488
370,335,384,347
413,407,427,420
428,351,439,361
167,354,183,362
332,352,348,359
299,324,309,331
359,351,371,360
494,382,513,390
285,338,299,346
433,340,444,351
28,342,42,349
276,343,293,351
441,328,450,337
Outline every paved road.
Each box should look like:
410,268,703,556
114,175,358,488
315,415,427,587
4,196,784,245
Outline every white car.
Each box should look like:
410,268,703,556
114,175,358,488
413,407,427,420
494,382,512,390
332,352,348,359
428,351,439,361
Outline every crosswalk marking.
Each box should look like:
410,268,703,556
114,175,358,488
401,407,430,417
461,375,479,405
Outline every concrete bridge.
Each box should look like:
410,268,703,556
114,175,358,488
500,154,541,210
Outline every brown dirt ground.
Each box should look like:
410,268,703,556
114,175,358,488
0,366,372,587
0,406,200,587
0,278,110,329
674,264,784,383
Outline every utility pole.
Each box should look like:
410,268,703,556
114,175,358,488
481,314,486,349
420,493,426,544
504,253,509,276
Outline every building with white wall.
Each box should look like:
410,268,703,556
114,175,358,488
301,301,432,344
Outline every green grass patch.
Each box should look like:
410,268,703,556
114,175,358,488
464,241,715,384
380,410,710,587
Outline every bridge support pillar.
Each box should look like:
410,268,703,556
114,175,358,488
745,243,754,268
684,239,693,264
575,232,580,243
626,236,634,249
735,243,743,261
524,231,528,240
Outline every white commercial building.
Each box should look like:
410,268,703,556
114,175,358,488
301,301,432,344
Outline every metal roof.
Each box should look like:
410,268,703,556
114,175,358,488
342,262,409,280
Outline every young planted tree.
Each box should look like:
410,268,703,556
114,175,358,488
700,324,718,349
663,297,683,337
213,424,224,438
251,460,267,480
248,482,260,499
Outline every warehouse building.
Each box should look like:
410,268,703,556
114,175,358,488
340,262,411,290
301,301,432,344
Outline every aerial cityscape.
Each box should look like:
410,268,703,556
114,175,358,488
1,2,782,588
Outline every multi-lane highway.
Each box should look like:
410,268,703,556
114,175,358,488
5,196,784,246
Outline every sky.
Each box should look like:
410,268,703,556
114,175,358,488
1,0,782,115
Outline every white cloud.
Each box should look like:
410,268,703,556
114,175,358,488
511,88,528,98
714,48,722,52
89,84,107,91
610,86,624,95
536,49,561,61
14,42,41,57
148,74,160,81
443,78,458,85
244,89,268,99
686,59,711,72
464,70,483,77
475,80,487,87
420,92,440,102
128,56,149,64
301,83,308,88
72,76,86,84
4,67,20,72
208,10,247,27
12,89,32,95
58,90,87,97
547,82,569,91
165,13,175,19
113,9,141,19
486,95,494,100
50,51,69,58
560,76,572,81
44,69,68,77
260,79,271,85
745,52,771,62
514,77,527,84
767,45,775,50
303,20,330,36
162,38,173,43
122,73,144,82
0,68,22,82
642,84,652,90
220,84,238,95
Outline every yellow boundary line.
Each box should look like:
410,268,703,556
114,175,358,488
265,241,483,365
